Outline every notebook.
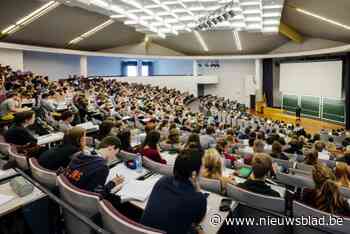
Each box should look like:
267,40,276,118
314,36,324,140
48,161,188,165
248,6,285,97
0,194,14,206
117,176,160,202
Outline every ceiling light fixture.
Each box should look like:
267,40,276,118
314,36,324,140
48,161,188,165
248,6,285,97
296,8,350,30
68,19,114,45
233,31,242,50
194,30,209,52
1,1,60,35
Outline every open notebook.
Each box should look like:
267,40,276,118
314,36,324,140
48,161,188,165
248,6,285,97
116,175,161,203
0,194,14,206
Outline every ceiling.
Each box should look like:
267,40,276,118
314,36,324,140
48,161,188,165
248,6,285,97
0,0,349,55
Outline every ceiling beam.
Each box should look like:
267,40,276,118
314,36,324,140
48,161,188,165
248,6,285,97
279,22,304,43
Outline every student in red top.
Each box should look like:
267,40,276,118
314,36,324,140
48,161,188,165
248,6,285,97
141,130,167,164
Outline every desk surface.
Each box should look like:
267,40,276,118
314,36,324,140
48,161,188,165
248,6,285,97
0,177,46,218
36,132,64,145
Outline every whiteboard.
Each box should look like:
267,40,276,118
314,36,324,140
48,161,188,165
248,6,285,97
280,61,343,98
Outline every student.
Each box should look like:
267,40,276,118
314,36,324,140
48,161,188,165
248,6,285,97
201,149,235,192
96,120,117,141
184,133,203,153
335,162,350,188
253,139,265,153
200,126,216,149
160,128,182,151
141,130,167,164
38,127,85,171
337,151,350,166
303,150,319,166
65,136,124,193
314,179,350,216
0,91,26,116
5,111,37,145
58,110,74,132
141,148,207,234
117,128,135,153
237,153,280,197
270,141,288,160
302,163,335,205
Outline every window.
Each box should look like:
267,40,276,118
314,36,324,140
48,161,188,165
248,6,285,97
141,64,149,76
122,61,138,77
126,64,138,77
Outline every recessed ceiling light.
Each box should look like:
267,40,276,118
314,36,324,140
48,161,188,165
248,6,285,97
296,8,350,31
194,31,209,52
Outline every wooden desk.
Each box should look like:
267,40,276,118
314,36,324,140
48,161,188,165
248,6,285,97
0,177,46,218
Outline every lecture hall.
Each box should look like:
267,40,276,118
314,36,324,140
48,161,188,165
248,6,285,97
0,0,350,234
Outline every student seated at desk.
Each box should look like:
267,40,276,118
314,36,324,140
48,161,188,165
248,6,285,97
160,128,182,150
140,130,166,164
201,149,235,193
40,92,56,112
237,153,280,197
96,120,117,142
57,110,74,132
65,136,124,193
200,126,216,149
0,91,28,116
184,133,203,153
303,164,350,216
5,111,37,146
335,162,350,188
118,128,135,153
38,127,85,171
270,141,288,160
141,148,207,234
303,150,319,166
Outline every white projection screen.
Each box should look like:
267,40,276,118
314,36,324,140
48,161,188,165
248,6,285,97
280,61,343,98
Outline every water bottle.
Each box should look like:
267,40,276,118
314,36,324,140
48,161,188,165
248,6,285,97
136,153,143,173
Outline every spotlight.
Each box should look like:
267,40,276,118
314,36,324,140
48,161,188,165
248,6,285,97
217,16,223,22
223,12,229,20
207,21,212,27
212,18,218,25
228,10,235,17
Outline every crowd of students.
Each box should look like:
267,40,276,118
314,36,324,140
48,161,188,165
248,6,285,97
1,63,350,233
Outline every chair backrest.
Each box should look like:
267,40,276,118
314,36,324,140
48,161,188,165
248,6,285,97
226,184,285,213
57,175,100,234
276,172,315,189
99,200,165,234
8,145,29,170
29,158,57,189
198,177,222,194
142,156,173,176
118,150,139,161
339,187,350,199
293,201,350,234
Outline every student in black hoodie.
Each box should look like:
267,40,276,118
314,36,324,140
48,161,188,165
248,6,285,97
65,136,124,193
38,127,85,171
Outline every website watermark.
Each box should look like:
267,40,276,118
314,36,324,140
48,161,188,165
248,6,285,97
209,213,344,227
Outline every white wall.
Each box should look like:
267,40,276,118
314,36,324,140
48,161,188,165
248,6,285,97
152,59,193,75
23,51,80,80
199,60,256,105
101,42,185,56
0,48,23,71
104,76,200,96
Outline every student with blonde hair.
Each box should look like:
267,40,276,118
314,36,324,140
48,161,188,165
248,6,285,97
201,148,235,193
335,162,350,188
